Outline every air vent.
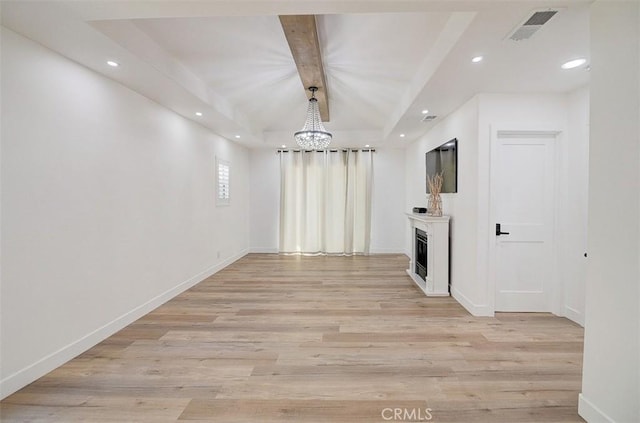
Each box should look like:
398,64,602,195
507,9,559,41
523,11,557,26
421,115,437,122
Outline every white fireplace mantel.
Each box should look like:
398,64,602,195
406,213,450,297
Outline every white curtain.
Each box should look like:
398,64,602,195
279,149,373,255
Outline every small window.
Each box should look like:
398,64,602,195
216,158,230,206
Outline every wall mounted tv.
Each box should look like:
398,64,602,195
426,138,458,193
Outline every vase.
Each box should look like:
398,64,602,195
427,194,442,217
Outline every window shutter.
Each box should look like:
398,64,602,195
216,158,230,206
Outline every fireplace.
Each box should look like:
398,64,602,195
406,213,449,297
415,228,428,281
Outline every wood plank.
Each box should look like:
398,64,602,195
0,254,585,422
179,399,430,422
279,15,330,121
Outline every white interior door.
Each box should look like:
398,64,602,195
493,134,556,312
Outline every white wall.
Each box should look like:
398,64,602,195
370,148,406,254
405,96,480,311
0,28,250,398
405,91,590,321
248,148,406,254
249,149,280,252
580,2,640,422
563,86,590,326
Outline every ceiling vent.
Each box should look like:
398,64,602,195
421,115,437,122
507,9,560,41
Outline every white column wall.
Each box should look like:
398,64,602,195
370,148,406,254
249,149,280,253
579,2,640,421
563,86,590,326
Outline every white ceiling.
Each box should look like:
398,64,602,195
1,1,591,149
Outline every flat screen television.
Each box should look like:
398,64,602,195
426,138,458,193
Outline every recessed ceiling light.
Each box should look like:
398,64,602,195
421,109,429,114
472,56,483,63
561,58,587,70
365,144,370,148
400,134,406,138
281,144,287,148
234,135,241,139
195,112,203,117
107,61,119,67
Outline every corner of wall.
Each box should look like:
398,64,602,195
451,287,493,317
564,307,585,327
578,394,616,423
0,248,248,400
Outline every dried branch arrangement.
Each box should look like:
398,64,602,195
427,172,443,217
427,173,443,196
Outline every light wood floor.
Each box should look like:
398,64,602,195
1,254,585,422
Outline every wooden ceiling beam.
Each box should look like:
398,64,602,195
279,14,330,122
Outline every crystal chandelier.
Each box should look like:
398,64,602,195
294,86,332,150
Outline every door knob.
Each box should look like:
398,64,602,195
496,223,510,236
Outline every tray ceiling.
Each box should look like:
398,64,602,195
1,0,591,148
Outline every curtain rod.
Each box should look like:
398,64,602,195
277,149,376,153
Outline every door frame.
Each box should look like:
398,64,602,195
487,125,564,315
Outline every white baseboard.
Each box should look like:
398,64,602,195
579,393,616,423
0,248,248,400
564,306,585,327
451,287,493,317
248,248,408,255
249,247,279,253
369,248,406,254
